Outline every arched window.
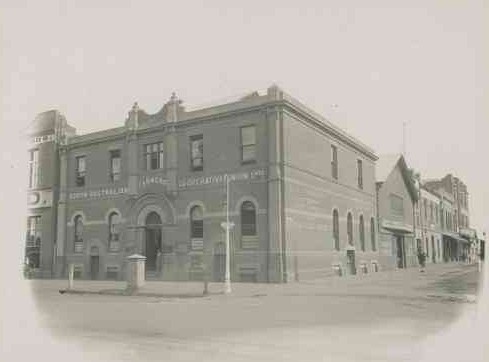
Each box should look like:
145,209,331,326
74,215,84,253
108,212,120,251
359,215,365,251
190,206,204,239
347,212,353,246
370,217,376,251
332,209,339,251
241,201,256,236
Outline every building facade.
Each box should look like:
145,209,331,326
424,182,470,262
425,174,470,230
375,155,418,270
418,187,443,264
25,85,379,282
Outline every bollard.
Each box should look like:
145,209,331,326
68,264,74,290
126,254,146,294
202,263,209,296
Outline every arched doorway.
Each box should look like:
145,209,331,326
145,212,162,271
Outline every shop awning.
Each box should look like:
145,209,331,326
442,232,469,244
381,220,414,234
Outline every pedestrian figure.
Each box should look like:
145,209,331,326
417,246,426,272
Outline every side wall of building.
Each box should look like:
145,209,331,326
281,110,379,280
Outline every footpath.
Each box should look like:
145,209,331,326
46,262,480,303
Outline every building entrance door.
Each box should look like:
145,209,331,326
90,256,99,280
145,212,162,272
346,249,356,275
89,246,99,280
396,235,406,268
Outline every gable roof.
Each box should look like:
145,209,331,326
376,153,402,183
376,153,418,202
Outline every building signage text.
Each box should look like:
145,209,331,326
178,169,266,189
31,134,55,145
69,187,128,200
138,175,169,188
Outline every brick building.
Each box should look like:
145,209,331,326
25,85,380,282
424,174,470,262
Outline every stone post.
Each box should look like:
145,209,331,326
126,254,146,294
68,263,74,290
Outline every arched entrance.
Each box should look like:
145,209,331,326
145,212,162,271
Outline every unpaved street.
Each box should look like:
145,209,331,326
5,263,483,361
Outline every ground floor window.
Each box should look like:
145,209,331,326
26,216,41,268
332,209,339,250
74,215,84,253
370,217,376,251
108,212,121,252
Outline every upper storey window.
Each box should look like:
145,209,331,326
110,150,121,182
28,149,39,188
331,145,338,180
75,156,86,187
145,142,164,170
390,193,404,218
240,126,256,164
190,135,203,171
357,159,363,189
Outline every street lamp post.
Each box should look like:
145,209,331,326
220,176,234,294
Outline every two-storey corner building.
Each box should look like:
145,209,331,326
25,85,379,282
375,154,418,270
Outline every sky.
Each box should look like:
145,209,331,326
0,0,487,239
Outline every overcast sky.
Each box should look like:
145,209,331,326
1,0,487,235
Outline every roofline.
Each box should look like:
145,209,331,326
61,85,378,160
